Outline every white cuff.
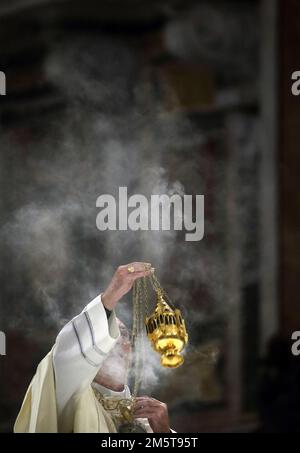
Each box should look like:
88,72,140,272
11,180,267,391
82,294,120,355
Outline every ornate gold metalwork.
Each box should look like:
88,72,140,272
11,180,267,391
145,288,188,368
93,389,147,432
132,271,188,370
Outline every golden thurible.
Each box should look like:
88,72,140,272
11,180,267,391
145,289,188,368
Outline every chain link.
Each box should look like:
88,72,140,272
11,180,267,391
129,270,175,403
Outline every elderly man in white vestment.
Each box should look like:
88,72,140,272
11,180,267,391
14,262,171,433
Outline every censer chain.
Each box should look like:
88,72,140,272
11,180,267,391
148,273,176,310
129,272,175,410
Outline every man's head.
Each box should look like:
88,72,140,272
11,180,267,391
94,319,131,391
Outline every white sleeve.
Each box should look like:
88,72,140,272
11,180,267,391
52,294,120,415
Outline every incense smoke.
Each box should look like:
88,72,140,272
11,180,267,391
0,2,259,401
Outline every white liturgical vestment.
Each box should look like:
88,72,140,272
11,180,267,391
14,295,153,433
53,295,119,426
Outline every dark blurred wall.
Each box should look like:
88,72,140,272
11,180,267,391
280,0,300,334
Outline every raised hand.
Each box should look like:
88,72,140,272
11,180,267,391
102,262,154,311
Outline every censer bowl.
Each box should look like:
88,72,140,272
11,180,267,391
161,351,184,368
154,337,185,368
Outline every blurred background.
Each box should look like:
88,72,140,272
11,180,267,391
0,0,299,433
